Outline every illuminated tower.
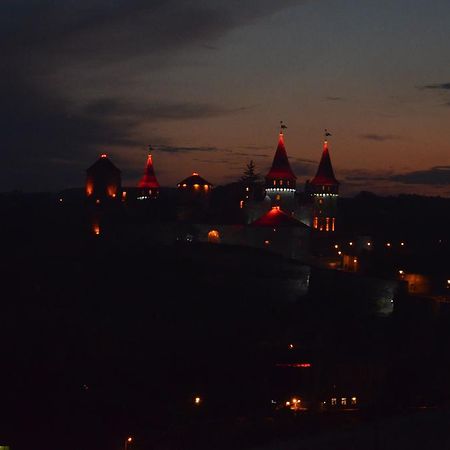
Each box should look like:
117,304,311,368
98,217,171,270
86,153,121,203
265,127,297,213
138,150,160,199
305,135,339,232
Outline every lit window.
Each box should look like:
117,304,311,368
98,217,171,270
313,217,318,229
273,180,276,186
280,180,283,186
325,217,330,232
351,397,357,405
332,218,335,231
341,398,347,406
264,240,270,245
331,398,337,406
240,200,244,209
276,194,281,201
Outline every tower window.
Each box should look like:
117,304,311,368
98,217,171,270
332,218,335,232
273,180,276,186
280,180,283,186
326,217,330,232
313,217,318,229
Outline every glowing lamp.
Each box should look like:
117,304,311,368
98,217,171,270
398,270,404,275
194,397,201,405
101,153,107,158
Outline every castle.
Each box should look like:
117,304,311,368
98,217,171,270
84,126,339,260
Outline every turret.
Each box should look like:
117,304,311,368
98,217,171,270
138,150,160,199
306,132,339,232
265,125,297,213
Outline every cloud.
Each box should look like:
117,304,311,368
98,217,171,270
389,166,450,186
0,0,304,191
232,152,270,158
324,96,344,102
419,82,450,91
155,145,219,154
290,157,317,177
84,98,251,121
1,0,303,69
343,167,450,186
359,134,401,142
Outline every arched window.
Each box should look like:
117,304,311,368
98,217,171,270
208,230,221,244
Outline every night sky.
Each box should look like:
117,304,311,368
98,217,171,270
3,0,450,195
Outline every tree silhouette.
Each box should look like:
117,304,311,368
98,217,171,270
240,160,260,185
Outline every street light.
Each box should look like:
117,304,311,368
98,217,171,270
124,437,133,450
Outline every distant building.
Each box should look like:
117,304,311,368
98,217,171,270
177,172,212,193
265,130,297,215
248,206,310,259
138,152,160,199
177,172,213,221
305,138,339,231
86,153,121,203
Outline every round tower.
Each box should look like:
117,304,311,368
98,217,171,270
265,127,297,213
305,133,339,232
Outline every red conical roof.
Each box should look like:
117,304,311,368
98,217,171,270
266,133,297,181
251,206,308,228
310,140,338,186
138,154,160,188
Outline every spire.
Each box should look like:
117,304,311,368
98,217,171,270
310,134,338,186
265,127,296,182
138,148,160,188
